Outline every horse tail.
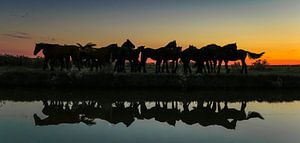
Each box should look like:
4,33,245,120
33,114,42,125
246,51,265,59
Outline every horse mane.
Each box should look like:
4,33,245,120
188,45,197,49
223,43,237,48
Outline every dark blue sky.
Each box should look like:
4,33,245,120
1,0,300,64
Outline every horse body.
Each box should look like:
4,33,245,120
114,39,136,73
141,48,158,73
34,43,81,71
181,45,210,74
79,44,118,71
217,43,265,74
141,40,177,73
200,44,222,73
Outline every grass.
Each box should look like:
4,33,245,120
1,55,300,89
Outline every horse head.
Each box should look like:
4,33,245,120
121,39,136,49
34,43,46,55
247,111,264,120
188,45,197,50
137,46,145,51
165,40,177,49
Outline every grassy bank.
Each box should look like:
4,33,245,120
1,69,300,89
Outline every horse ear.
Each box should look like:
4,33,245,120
76,43,83,47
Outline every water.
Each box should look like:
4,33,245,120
0,89,300,143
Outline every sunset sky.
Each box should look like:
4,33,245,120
1,0,300,65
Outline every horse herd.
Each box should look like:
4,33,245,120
33,40,265,74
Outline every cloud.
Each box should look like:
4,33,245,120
10,12,29,19
2,32,32,39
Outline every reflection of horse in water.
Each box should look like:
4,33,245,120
140,101,180,126
33,100,264,130
33,101,95,126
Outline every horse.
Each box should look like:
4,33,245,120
200,44,222,73
141,40,177,73
131,46,145,72
180,45,208,74
155,40,177,73
33,43,81,71
78,43,119,71
217,43,265,74
169,46,182,73
77,43,97,67
114,39,136,73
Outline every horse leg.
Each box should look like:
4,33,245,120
210,61,214,73
141,58,147,73
165,60,169,73
171,60,175,73
225,60,230,74
183,63,187,74
90,59,95,71
142,61,147,73
43,57,49,70
240,60,244,74
95,59,99,71
130,60,134,72
242,60,248,74
114,60,118,72
213,60,217,73
156,60,161,73
66,57,70,71
217,60,222,74
60,58,64,71
188,63,192,73
161,61,165,73
50,59,55,71
206,61,210,73
76,57,81,71
122,60,126,73
174,60,178,73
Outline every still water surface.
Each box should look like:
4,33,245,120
0,90,300,143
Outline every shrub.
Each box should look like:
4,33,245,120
0,54,43,68
231,62,241,70
251,59,269,71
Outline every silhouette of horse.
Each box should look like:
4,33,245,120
76,42,97,67
217,43,265,74
141,40,177,73
169,46,182,73
33,43,81,71
78,43,119,71
33,101,95,126
131,46,145,72
200,44,222,73
114,39,136,73
219,102,264,121
181,45,209,74
140,101,180,126
33,100,265,130
180,101,237,129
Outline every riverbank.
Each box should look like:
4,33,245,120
0,70,300,89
